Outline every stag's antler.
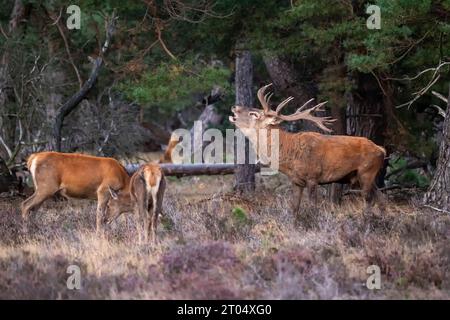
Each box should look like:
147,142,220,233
275,99,336,133
257,83,274,113
256,84,336,133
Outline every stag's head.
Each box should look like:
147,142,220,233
229,83,335,132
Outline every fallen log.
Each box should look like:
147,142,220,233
125,163,261,177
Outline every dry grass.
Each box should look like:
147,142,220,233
0,174,449,299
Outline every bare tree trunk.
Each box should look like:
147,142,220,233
0,0,26,158
127,163,261,177
234,49,255,194
346,72,386,187
0,157,16,193
53,14,116,151
328,103,347,203
263,54,319,132
159,88,223,163
423,87,450,212
53,58,103,151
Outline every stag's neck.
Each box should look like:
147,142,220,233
247,125,296,148
240,126,290,164
243,126,312,171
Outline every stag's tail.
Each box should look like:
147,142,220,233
377,145,387,158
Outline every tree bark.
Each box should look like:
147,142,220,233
328,102,347,203
263,54,319,132
52,14,116,151
53,58,104,151
234,49,256,193
0,157,16,193
423,86,450,212
126,163,261,177
0,0,26,159
158,88,224,162
346,72,386,187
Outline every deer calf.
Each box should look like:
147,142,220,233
105,163,166,244
21,152,130,233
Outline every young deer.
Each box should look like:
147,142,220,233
105,163,166,244
21,152,130,233
229,84,386,215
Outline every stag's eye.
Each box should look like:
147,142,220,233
249,111,261,119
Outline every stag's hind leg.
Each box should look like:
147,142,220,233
307,181,318,207
358,170,379,215
291,183,305,215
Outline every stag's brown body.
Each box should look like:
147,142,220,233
230,84,386,214
277,129,385,212
21,151,130,232
105,163,166,244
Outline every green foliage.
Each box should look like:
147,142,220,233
232,206,250,226
388,157,430,188
120,60,231,115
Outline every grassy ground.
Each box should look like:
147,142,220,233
0,173,448,299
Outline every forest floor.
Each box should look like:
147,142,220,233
0,173,449,299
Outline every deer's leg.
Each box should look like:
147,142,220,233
358,171,378,215
21,192,49,220
21,193,36,220
21,191,52,232
134,203,143,245
96,190,110,235
150,189,159,245
139,193,150,244
376,189,387,214
307,182,318,207
292,183,305,215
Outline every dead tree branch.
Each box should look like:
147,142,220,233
53,13,117,152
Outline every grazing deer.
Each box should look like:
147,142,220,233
105,163,166,244
229,84,386,214
21,152,130,233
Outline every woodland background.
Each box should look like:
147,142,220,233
0,0,449,300
0,0,449,196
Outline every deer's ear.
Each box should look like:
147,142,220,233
249,111,261,119
108,186,119,200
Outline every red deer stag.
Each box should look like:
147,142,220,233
104,163,166,244
229,84,386,214
21,152,130,233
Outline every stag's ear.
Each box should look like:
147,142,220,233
108,186,119,200
249,111,261,119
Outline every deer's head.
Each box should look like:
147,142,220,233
229,84,335,132
104,187,133,224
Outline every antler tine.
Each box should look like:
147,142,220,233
257,83,273,112
277,101,336,133
275,96,294,114
296,98,315,112
264,92,274,107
